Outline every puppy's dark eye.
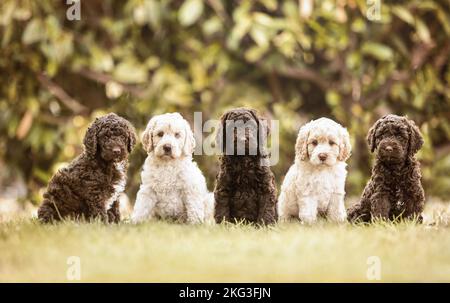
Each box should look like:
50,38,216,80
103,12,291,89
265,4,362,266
329,140,336,145
157,131,164,137
175,132,181,138
311,140,318,146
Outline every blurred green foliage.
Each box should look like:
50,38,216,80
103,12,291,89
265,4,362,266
0,0,449,203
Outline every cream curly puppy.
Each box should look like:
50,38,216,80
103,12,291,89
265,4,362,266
278,118,351,224
131,113,214,224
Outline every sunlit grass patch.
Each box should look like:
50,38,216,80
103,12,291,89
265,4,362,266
0,200,449,282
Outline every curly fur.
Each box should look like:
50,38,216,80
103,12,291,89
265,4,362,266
214,108,277,225
37,113,136,223
347,114,425,223
278,118,352,224
131,113,214,224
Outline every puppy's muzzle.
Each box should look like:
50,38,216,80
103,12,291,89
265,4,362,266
163,144,172,155
378,139,404,162
318,153,328,162
113,147,121,156
380,140,398,154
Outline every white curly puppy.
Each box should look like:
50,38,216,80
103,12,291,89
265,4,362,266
131,113,214,224
278,118,351,224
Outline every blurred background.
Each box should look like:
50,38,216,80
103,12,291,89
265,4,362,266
0,0,449,217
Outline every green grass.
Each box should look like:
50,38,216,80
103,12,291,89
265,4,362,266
0,201,449,282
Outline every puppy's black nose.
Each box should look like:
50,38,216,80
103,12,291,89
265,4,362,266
385,146,393,152
113,147,121,155
163,144,172,153
319,153,328,161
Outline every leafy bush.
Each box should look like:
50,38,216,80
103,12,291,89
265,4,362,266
0,0,449,203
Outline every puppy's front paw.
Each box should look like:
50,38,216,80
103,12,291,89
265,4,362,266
107,201,121,223
298,205,317,225
329,213,347,223
327,209,347,223
278,215,290,223
215,215,230,224
186,213,204,225
186,217,203,225
257,215,276,226
130,212,149,224
299,212,317,225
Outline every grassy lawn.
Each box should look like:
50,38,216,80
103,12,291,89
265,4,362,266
0,200,449,282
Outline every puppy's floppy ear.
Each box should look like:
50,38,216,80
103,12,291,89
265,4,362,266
261,117,271,136
257,116,271,145
83,118,99,158
295,121,311,161
367,116,385,153
248,108,270,136
141,117,157,152
247,108,259,123
125,121,137,153
216,111,230,153
338,126,352,162
247,109,264,153
405,116,423,155
181,116,196,156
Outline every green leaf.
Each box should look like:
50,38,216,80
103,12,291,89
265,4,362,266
351,18,366,33
226,15,251,50
113,60,148,84
435,5,450,34
203,16,222,36
244,45,268,62
253,12,274,27
273,31,296,58
22,19,45,45
250,24,270,48
361,42,393,61
2,23,13,47
415,19,431,43
346,52,361,69
178,0,204,27
391,6,414,25
90,47,114,72
189,60,208,91
146,0,161,28
260,0,277,11
326,90,341,107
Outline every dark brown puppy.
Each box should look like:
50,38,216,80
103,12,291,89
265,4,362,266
214,108,277,225
38,113,136,223
347,114,425,223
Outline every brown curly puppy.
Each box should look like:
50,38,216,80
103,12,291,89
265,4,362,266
347,114,425,223
38,113,137,223
214,108,277,225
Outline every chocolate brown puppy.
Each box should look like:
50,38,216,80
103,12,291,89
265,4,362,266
214,108,277,225
38,113,136,223
348,114,425,223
